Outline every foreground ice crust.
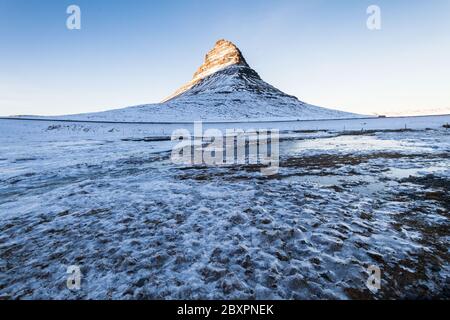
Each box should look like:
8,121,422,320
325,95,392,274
0,118,449,299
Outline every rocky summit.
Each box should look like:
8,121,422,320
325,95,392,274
163,39,250,102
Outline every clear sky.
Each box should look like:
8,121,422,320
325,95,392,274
1,0,449,116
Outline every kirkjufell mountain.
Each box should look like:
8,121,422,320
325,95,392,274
64,39,359,122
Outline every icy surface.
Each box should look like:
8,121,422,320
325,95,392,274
0,117,449,299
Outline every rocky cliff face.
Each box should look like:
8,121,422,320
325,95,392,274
193,39,249,81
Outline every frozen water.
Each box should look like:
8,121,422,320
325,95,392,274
0,116,449,299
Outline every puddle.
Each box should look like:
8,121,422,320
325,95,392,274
387,166,449,180
284,135,434,155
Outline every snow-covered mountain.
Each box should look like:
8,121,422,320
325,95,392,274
59,39,361,122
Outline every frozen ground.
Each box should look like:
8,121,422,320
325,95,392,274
0,116,449,299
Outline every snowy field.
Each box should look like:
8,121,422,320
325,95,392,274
0,115,449,299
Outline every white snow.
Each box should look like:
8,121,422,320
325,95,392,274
29,65,362,122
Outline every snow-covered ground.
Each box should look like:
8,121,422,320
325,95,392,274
0,115,449,299
18,64,361,122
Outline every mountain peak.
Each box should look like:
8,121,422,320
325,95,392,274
192,39,249,81
162,39,249,102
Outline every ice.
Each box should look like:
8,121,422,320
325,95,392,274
0,116,449,299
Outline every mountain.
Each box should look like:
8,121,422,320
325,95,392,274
60,39,360,122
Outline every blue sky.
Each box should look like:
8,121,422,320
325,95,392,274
1,0,449,116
